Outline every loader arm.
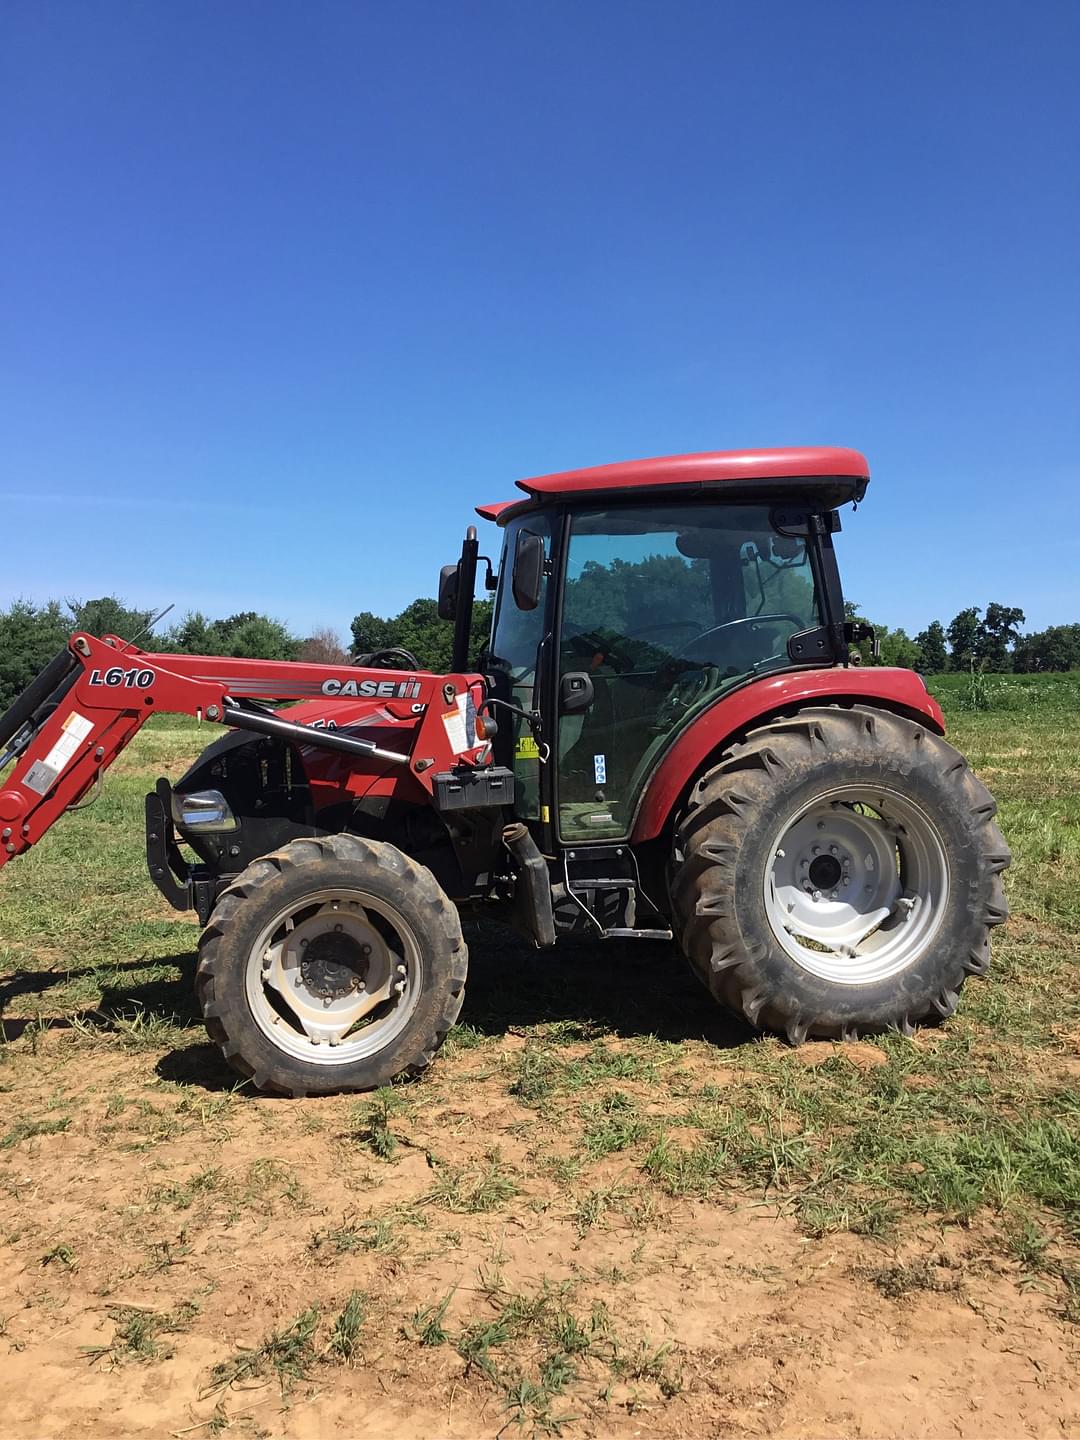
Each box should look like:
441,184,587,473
0,633,489,870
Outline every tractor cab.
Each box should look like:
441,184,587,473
458,448,868,849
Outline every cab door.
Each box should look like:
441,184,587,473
556,503,820,842
485,513,556,825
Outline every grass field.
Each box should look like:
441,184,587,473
1,683,1078,1438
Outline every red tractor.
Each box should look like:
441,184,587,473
0,447,1009,1094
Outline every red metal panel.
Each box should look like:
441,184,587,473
517,447,869,499
630,668,945,844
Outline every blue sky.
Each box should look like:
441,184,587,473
2,1,1077,643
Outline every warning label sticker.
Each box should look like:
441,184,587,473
441,694,470,755
22,761,58,796
22,711,94,796
515,734,540,761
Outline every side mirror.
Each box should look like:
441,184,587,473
437,564,459,620
511,530,544,611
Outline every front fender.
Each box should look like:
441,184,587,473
630,667,944,844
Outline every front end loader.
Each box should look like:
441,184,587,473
0,446,1010,1094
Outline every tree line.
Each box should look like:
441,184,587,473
847,601,1080,675
0,595,492,711
1,592,1077,712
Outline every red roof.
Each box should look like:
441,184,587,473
477,447,868,522
475,500,515,521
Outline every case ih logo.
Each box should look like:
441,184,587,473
321,678,424,699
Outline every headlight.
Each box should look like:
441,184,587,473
171,788,237,832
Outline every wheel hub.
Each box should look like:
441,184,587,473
807,853,843,892
764,787,949,986
244,889,422,1062
300,931,369,1000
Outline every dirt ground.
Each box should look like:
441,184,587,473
1,1001,1077,1439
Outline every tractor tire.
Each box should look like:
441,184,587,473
195,834,467,1096
670,705,1010,1043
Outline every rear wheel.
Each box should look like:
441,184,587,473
670,705,1010,1042
196,834,467,1095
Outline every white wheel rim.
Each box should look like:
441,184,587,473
244,887,423,1065
763,785,949,985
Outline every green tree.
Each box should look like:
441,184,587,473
914,620,948,673
978,602,1025,671
877,626,921,668
0,600,72,711
350,611,397,658
1012,623,1080,673
947,607,982,669
208,612,299,660
349,597,493,671
162,610,299,660
162,611,214,653
67,596,153,643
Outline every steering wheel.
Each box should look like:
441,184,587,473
651,662,722,733
353,646,423,671
679,614,806,659
650,615,805,734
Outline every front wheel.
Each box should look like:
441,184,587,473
196,834,468,1095
670,705,1010,1043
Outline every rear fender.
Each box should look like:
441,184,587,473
630,668,944,844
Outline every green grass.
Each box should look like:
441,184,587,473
929,669,1080,714
327,1291,367,1363
208,1306,321,1393
403,1278,681,1427
425,1151,519,1213
352,1086,409,1160
82,1300,201,1365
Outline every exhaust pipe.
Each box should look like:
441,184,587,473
502,821,556,948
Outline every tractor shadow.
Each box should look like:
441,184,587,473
0,951,238,1089
151,924,751,1090
0,952,200,1041
457,921,753,1050
3,926,750,1090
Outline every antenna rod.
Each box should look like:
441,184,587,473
121,602,175,652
